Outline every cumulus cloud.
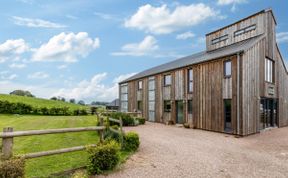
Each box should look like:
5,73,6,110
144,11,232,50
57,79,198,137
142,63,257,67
32,32,100,63
52,73,136,102
9,63,27,69
0,71,18,80
0,39,30,63
176,31,195,40
217,0,247,5
28,72,49,79
124,3,220,34
111,36,158,56
277,32,288,43
12,16,66,28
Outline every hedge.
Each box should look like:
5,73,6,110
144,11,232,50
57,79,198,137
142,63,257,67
0,100,88,116
123,132,140,152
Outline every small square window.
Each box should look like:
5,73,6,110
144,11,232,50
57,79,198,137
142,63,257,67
137,101,143,111
224,60,232,77
164,100,171,112
164,74,171,86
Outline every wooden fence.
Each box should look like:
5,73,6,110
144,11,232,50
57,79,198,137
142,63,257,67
0,114,124,161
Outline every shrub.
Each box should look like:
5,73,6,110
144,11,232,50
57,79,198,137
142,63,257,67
80,109,88,115
104,112,135,126
123,132,140,152
87,140,120,175
136,117,145,125
0,158,25,178
104,128,122,143
111,125,119,130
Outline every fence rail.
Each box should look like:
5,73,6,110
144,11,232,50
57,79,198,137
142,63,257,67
0,113,125,161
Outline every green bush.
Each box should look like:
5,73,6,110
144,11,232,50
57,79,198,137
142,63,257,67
0,158,25,178
136,117,146,125
87,140,120,175
104,112,135,126
123,132,140,152
104,128,122,143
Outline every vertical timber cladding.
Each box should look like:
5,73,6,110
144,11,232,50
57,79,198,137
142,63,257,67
241,39,264,135
174,69,186,123
128,82,137,112
277,47,288,127
193,56,238,133
155,74,163,123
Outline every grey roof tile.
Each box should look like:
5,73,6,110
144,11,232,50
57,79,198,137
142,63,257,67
120,35,263,83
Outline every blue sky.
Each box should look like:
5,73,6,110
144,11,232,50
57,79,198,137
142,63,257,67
0,0,287,102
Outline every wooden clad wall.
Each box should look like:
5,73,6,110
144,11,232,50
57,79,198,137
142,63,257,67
175,70,184,100
155,74,163,123
206,13,265,51
193,56,238,133
277,47,288,127
241,39,265,135
128,82,136,112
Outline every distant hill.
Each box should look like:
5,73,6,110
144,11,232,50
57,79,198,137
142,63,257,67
0,94,88,111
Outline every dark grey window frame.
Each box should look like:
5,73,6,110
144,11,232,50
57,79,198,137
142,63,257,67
234,24,256,37
164,74,172,86
164,100,171,112
224,60,232,78
211,34,229,45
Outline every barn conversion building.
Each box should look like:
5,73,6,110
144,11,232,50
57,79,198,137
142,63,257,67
119,9,288,136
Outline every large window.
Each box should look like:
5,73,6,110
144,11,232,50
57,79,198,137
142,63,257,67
138,80,143,90
120,84,128,112
164,74,171,86
265,58,274,83
224,99,232,132
188,100,193,114
164,100,171,112
224,60,232,77
188,69,193,92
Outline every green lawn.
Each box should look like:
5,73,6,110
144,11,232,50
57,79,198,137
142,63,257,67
0,94,88,110
0,114,99,178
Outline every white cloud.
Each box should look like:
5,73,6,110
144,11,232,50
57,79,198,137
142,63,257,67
0,71,18,80
176,31,195,40
9,63,27,69
28,72,49,79
12,16,66,28
52,73,136,102
124,3,220,34
112,36,158,56
217,0,247,5
57,64,68,69
94,12,120,21
65,15,78,20
32,32,100,63
0,39,30,63
277,32,288,43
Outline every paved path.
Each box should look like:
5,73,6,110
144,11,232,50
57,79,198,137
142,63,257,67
99,122,288,178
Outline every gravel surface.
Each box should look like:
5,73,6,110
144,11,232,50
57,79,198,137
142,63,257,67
99,122,288,178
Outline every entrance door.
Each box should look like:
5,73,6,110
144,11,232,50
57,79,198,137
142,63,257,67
224,99,232,132
260,98,277,130
176,101,184,124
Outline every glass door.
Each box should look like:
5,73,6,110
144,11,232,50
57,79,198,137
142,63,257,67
176,101,184,124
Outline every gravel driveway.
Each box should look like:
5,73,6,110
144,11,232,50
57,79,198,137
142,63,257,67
99,122,288,178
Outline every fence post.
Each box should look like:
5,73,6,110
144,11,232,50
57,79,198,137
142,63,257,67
99,115,104,143
119,116,124,147
1,127,14,160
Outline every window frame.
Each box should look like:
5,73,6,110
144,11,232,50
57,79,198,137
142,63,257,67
234,24,256,37
137,100,143,111
164,74,172,86
164,100,171,112
188,69,193,93
224,60,232,78
265,57,275,84
138,80,143,90
211,34,229,45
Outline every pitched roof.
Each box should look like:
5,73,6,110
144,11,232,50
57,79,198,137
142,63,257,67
120,35,264,84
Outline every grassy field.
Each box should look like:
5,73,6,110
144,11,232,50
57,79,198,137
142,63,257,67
0,114,99,177
0,94,88,110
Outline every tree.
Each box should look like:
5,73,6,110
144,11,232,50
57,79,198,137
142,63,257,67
61,97,66,102
10,90,34,97
78,100,85,105
50,97,57,100
69,99,76,104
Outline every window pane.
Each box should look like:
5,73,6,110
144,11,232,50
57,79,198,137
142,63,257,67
138,81,142,90
164,75,171,85
189,82,193,92
224,61,231,76
189,69,193,81
164,100,171,112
